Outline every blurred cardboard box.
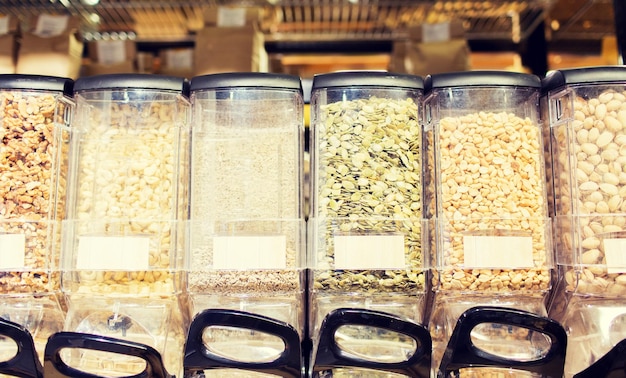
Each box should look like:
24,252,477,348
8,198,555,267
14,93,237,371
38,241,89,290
16,14,83,79
389,21,469,76
193,25,267,75
87,39,137,65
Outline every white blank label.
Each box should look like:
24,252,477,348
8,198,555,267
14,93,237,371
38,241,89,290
422,22,451,43
34,14,69,37
77,236,150,270
217,7,247,27
603,239,626,273
213,236,286,269
463,235,534,268
334,235,405,269
0,234,25,269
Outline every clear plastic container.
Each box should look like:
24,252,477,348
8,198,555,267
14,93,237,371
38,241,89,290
60,74,190,376
544,67,626,298
423,71,553,373
0,74,74,365
187,73,305,369
308,71,427,365
543,66,626,377
62,74,190,297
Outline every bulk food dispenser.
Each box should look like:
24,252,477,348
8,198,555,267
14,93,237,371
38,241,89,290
309,71,431,376
423,71,555,376
186,73,305,376
0,74,73,369
60,74,190,376
543,66,626,377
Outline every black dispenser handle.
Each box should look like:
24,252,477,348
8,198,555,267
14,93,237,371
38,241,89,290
311,308,432,377
43,332,173,378
437,306,567,378
183,309,303,378
574,338,626,378
0,317,43,378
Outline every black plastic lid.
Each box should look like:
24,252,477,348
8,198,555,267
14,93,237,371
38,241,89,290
424,70,541,93
311,71,424,92
74,73,188,94
190,72,302,94
542,66,626,93
0,74,73,96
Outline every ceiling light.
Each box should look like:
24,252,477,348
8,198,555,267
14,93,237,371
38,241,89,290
550,20,560,31
81,0,100,5
88,13,100,24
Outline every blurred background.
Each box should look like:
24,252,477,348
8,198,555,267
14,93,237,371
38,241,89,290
0,0,621,80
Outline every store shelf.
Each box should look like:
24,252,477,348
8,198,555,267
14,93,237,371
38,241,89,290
0,0,555,43
1,0,622,72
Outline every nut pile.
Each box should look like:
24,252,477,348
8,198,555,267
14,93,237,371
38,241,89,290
0,91,68,293
67,101,184,296
312,96,425,294
435,111,551,293
552,90,626,295
188,99,302,295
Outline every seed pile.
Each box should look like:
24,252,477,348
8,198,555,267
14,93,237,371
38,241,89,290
312,96,425,294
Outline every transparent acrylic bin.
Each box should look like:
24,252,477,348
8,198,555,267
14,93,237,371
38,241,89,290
61,219,183,296
423,71,552,297
186,218,306,336
309,71,426,337
544,67,626,303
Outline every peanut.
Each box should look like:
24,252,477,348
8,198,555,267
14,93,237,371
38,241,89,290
435,111,551,293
